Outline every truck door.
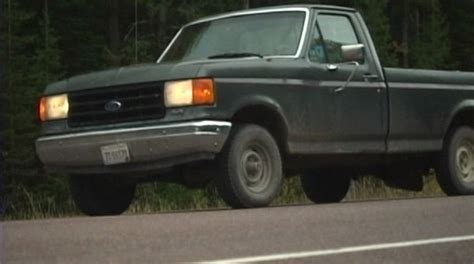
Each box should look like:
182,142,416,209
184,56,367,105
309,12,387,153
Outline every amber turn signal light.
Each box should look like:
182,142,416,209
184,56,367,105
192,78,215,105
38,97,47,122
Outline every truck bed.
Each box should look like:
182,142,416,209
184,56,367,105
385,67,474,152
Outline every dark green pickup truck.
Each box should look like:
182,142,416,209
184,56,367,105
36,5,474,216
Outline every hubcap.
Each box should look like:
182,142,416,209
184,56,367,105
456,142,474,183
241,146,271,193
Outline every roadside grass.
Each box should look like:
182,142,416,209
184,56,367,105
3,178,80,220
345,173,444,201
4,174,445,221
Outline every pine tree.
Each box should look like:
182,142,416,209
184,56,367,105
442,0,474,71
50,1,109,75
3,0,62,215
355,0,397,66
410,0,454,70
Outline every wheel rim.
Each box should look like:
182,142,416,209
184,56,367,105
455,141,474,183
240,144,271,193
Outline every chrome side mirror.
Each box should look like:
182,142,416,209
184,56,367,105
341,44,365,62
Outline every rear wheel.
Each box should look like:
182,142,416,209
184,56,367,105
69,174,136,216
300,171,351,203
438,126,474,195
216,124,283,208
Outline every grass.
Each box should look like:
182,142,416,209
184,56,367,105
3,174,445,221
346,173,444,201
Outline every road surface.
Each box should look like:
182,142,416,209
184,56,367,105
2,197,474,263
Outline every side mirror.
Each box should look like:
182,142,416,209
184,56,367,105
341,44,365,62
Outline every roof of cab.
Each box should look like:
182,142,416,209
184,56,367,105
275,4,356,12
185,4,356,26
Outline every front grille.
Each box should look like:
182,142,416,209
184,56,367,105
68,82,165,128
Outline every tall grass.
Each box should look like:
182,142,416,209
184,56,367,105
4,174,445,221
346,173,444,201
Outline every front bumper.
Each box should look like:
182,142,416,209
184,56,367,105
35,121,232,174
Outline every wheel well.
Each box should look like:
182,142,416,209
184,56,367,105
444,108,474,146
448,108,474,132
231,105,289,154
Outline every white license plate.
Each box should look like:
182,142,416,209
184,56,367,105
100,143,131,166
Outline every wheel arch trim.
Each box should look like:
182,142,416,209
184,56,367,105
230,96,290,152
444,100,474,136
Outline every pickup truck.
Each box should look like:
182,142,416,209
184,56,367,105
36,5,474,216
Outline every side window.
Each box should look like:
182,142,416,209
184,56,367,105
317,15,360,63
309,23,327,63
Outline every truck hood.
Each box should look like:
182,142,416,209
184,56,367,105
44,62,203,95
44,58,302,95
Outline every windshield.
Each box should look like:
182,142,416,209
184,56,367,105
160,11,306,63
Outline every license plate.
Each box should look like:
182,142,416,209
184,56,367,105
100,143,131,166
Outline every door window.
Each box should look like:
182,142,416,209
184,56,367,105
310,14,361,64
309,23,327,63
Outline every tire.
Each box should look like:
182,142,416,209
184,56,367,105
438,126,474,195
216,124,283,208
300,171,351,203
69,174,136,216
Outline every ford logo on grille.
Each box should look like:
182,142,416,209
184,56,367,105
104,100,122,112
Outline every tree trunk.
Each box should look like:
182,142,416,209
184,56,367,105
134,0,138,63
108,0,120,54
415,7,420,40
44,0,50,82
157,0,168,50
7,0,12,90
242,0,250,9
402,0,409,67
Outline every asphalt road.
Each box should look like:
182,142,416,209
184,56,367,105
2,196,474,263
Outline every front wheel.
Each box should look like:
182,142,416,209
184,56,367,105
69,174,136,216
438,126,474,195
216,124,283,208
300,171,351,204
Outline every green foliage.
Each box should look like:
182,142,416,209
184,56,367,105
3,0,63,217
410,0,454,69
441,0,474,71
355,0,397,66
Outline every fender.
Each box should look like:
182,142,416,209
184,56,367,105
229,94,291,152
231,94,286,120
444,99,474,135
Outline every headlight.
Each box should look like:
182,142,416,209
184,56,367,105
164,78,215,107
38,94,69,122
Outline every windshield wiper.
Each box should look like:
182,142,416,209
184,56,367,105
208,53,264,59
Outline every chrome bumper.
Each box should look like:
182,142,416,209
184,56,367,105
35,121,231,174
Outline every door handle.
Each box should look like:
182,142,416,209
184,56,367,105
334,86,345,93
363,73,379,82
